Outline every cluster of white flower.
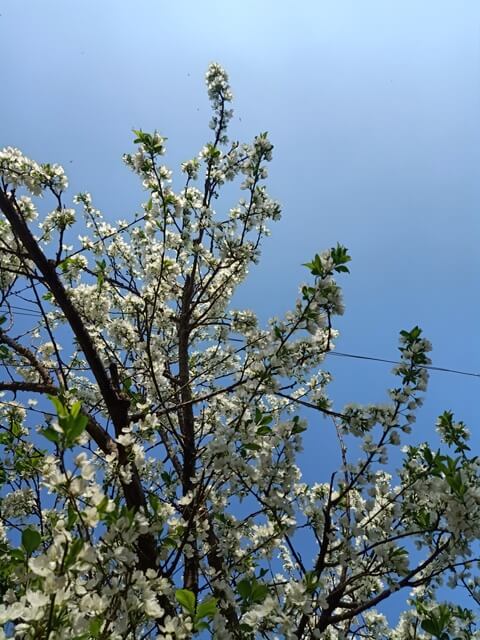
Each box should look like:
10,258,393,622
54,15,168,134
205,63,233,144
0,147,68,196
39,208,76,242
1,488,36,518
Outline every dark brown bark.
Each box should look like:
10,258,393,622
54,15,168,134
178,273,199,593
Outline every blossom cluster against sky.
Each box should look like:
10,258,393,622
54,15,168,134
1,0,479,601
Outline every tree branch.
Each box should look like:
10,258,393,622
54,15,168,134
0,328,53,385
0,189,160,574
0,381,57,394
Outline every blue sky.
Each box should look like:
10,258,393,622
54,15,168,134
1,0,479,622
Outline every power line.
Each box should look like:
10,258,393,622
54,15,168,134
2,306,478,379
328,351,480,379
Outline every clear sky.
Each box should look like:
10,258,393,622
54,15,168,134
1,0,479,621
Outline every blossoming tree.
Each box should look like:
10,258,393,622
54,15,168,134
0,64,478,639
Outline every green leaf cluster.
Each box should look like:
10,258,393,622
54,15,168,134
133,129,166,155
236,576,268,612
303,244,351,277
40,396,88,448
416,601,474,640
437,411,470,455
255,408,273,436
95,259,106,289
175,589,218,632
424,446,469,500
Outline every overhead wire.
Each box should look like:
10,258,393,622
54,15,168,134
327,351,480,379
2,303,478,380
2,180,478,378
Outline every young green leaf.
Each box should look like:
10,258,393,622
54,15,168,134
196,597,218,619
22,528,41,555
39,426,60,444
175,588,196,615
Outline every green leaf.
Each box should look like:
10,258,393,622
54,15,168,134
70,401,81,418
64,412,88,445
175,588,196,614
95,260,106,289
256,426,272,436
424,446,433,465
64,538,84,570
89,618,103,637
251,582,268,603
48,395,68,418
59,257,73,273
162,536,177,548
401,326,422,342
292,424,306,435
47,397,87,447
196,597,217,619
237,579,252,600
10,548,25,563
39,427,60,444
11,420,22,438
237,577,269,613
304,571,319,593
148,493,160,513
67,503,78,528
303,254,323,277
290,415,306,435
22,528,41,554
194,621,210,631
242,443,261,452
161,471,173,485
421,619,440,635
330,243,351,273
256,411,271,425
205,143,221,159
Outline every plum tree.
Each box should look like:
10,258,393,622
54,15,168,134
0,64,478,639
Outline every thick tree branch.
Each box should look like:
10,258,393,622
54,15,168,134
178,273,199,592
0,189,159,574
0,189,127,435
0,381,57,394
